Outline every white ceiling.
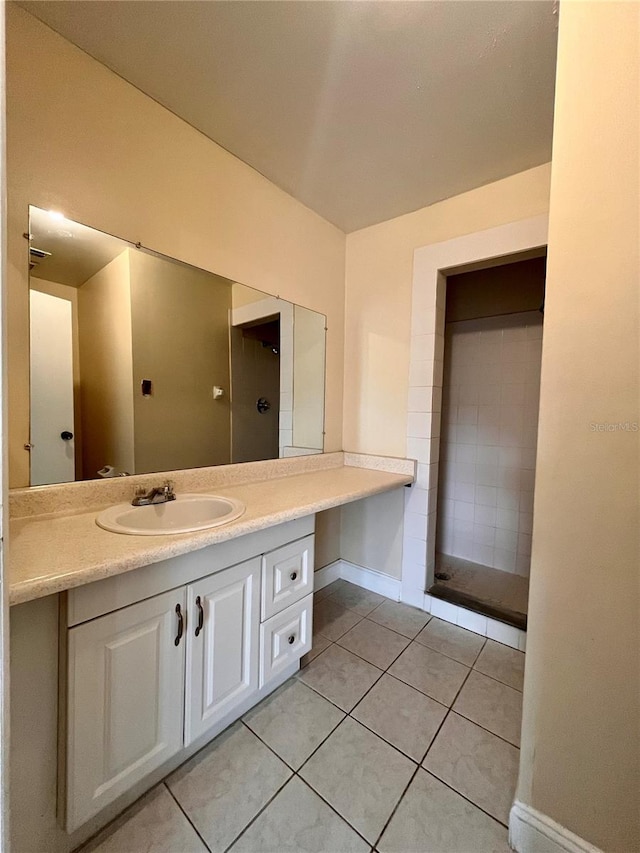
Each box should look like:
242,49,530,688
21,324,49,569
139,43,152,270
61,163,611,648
30,206,129,287
18,1,558,233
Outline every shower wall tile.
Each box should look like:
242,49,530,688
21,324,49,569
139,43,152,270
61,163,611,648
408,387,432,413
437,311,543,577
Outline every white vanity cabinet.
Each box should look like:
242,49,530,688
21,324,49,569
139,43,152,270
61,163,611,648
184,557,261,745
66,588,187,832
62,518,314,832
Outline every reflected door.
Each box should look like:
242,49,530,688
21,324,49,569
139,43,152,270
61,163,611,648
29,289,75,484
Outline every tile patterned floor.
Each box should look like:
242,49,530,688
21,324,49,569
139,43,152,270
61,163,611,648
80,580,525,853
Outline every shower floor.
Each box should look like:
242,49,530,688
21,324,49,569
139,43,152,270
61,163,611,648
429,553,529,630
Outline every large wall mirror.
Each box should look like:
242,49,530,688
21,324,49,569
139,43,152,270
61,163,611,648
28,206,326,486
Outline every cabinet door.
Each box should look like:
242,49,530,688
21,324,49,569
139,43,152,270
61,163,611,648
185,557,260,745
66,588,186,831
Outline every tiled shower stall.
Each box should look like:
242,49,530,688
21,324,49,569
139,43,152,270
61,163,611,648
437,312,542,576
401,216,549,608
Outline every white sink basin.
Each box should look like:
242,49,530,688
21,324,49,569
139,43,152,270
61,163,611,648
96,494,245,535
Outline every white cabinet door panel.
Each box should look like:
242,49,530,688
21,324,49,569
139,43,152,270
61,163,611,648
185,558,260,745
66,589,186,831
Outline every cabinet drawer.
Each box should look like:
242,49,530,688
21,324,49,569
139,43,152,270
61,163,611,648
259,594,312,687
261,534,314,620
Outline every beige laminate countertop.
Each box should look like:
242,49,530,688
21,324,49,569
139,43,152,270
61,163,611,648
9,464,412,606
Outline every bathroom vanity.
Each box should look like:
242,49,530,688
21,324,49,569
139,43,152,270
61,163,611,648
8,452,414,852
64,517,314,831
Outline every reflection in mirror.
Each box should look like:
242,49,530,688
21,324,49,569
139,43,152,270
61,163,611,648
28,206,326,485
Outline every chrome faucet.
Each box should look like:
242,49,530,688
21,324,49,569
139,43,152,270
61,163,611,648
132,481,176,506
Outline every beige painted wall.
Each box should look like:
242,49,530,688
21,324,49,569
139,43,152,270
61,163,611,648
129,250,232,473
315,507,342,571
343,164,551,458
77,251,135,478
517,3,639,850
6,4,345,488
340,488,405,579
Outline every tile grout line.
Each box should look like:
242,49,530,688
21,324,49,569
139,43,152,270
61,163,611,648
410,626,487,667
415,649,478,770
219,769,292,853
470,663,524,693
163,782,215,853
237,719,377,850
371,764,421,850
296,677,426,769
316,587,424,643
445,706,522,749
298,621,467,775
334,628,412,672
297,630,435,773
419,765,511,830
344,628,435,719
416,675,519,824
294,773,375,849
239,718,301,772
302,629,480,744
319,594,432,641
415,698,457,765
241,710,344,777
299,638,385,705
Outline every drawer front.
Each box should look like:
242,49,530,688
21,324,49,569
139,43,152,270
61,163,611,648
261,534,314,620
259,594,312,687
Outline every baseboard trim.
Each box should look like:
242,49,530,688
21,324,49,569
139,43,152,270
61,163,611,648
313,560,342,590
314,560,402,600
509,801,603,853
339,560,402,600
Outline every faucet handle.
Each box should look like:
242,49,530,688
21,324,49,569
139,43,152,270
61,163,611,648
164,480,175,497
134,485,147,497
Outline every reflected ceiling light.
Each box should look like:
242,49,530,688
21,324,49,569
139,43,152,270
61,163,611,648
47,210,65,221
